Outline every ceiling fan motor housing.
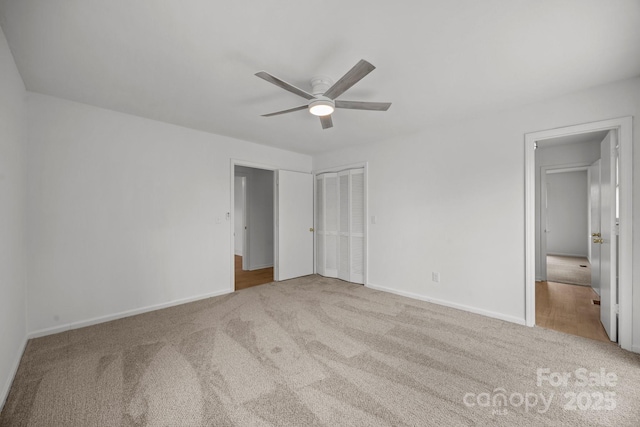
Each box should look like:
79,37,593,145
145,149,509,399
310,76,333,95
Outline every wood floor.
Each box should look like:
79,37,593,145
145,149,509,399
234,255,274,290
536,280,611,343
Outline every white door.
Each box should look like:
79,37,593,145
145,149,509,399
338,169,365,284
599,131,617,341
276,170,314,281
588,160,601,296
315,169,365,284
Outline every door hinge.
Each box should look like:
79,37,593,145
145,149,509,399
615,304,620,315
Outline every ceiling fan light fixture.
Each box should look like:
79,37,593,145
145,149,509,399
256,60,390,129
308,99,335,116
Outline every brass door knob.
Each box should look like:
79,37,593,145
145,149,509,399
309,227,314,232
592,232,601,237
593,238,604,244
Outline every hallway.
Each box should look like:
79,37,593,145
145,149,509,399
234,255,273,291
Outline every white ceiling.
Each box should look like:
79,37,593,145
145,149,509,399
1,1,639,155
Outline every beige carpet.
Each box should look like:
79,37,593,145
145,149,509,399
547,255,592,287
2,275,639,426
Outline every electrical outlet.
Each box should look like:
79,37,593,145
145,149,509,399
432,272,440,283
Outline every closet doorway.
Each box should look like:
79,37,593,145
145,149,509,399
315,167,366,284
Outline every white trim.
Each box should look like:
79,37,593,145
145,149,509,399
617,119,633,351
232,159,279,172
314,161,368,175
0,336,28,412
546,166,589,174
546,252,589,258
248,263,273,271
233,174,249,268
525,131,536,327
366,283,526,325
525,117,633,352
27,289,231,339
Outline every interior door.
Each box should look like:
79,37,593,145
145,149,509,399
589,160,601,296
599,131,617,341
315,169,365,284
276,170,314,281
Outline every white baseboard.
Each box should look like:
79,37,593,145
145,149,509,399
547,252,588,258
234,250,243,256
632,345,640,354
1,335,28,412
27,289,232,339
365,283,526,326
249,263,273,271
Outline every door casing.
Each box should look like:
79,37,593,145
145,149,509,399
539,164,590,281
524,117,633,351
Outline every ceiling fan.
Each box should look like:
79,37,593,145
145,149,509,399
255,59,391,129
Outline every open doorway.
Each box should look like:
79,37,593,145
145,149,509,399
535,133,609,342
525,117,632,351
233,166,274,290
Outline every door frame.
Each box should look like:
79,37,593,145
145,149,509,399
313,161,369,285
539,164,590,281
524,117,633,351
587,159,602,266
234,174,248,269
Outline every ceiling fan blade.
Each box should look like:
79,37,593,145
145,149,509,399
323,59,376,100
320,115,333,129
335,100,391,111
255,71,315,100
261,105,308,117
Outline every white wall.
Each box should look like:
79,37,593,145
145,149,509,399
313,76,640,349
546,170,589,257
26,93,311,335
235,166,274,270
0,26,27,408
535,140,601,278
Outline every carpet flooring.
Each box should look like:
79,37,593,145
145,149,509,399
547,255,591,287
2,275,639,426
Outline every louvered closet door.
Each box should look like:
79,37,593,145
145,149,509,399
349,169,365,284
323,173,339,277
315,168,364,284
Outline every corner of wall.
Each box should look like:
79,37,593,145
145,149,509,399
0,336,28,410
